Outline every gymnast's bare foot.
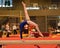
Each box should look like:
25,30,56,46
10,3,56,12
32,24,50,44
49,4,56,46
22,1,26,6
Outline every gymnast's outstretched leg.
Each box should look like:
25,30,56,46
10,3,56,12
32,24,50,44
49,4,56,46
19,21,28,39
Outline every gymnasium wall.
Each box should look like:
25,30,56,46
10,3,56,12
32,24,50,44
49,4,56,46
0,0,60,17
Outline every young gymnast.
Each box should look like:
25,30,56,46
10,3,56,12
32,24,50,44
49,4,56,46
20,2,43,39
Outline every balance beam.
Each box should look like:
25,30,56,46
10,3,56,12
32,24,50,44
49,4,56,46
0,40,60,45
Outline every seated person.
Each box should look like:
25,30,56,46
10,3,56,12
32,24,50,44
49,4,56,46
29,27,40,38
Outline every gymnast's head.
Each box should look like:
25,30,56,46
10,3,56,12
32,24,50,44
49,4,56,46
24,24,29,29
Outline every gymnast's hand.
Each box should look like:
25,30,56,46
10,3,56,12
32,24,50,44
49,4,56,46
39,32,44,37
22,1,26,6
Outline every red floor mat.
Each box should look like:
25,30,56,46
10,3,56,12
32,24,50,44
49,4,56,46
3,44,57,48
1,34,60,48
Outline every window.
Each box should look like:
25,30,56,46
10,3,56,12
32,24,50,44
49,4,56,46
0,0,13,7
